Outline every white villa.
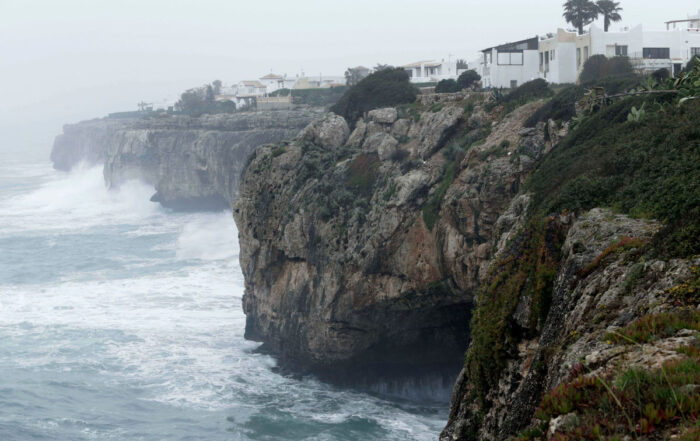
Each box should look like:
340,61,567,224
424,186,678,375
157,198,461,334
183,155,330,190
401,59,463,83
479,37,540,88
476,10,700,87
258,74,297,93
540,21,700,83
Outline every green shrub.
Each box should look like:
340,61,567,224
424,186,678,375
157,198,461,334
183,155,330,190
331,68,418,124
496,79,553,113
525,97,700,258
579,55,634,84
457,70,481,90
465,217,565,403
422,162,456,230
346,153,380,197
604,310,700,344
435,79,460,93
651,68,671,83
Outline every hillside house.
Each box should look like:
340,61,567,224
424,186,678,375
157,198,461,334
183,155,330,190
236,81,267,97
479,37,540,88
401,59,460,83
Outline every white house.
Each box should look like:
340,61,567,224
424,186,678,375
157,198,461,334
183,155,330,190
259,74,285,94
479,37,540,88
539,16,700,84
538,30,579,84
401,59,460,83
236,80,267,97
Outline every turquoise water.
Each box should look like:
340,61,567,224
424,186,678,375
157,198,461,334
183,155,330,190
0,150,447,440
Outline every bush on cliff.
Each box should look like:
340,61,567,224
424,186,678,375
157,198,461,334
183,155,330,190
579,54,634,84
457,70,481,90
491,79,553,113
330,68,418,125
435,79,460,93
526,96,700,258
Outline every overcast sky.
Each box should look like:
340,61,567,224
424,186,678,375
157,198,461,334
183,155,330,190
1,0,698,149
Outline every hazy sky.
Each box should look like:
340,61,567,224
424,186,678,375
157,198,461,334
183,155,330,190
1,0,698,148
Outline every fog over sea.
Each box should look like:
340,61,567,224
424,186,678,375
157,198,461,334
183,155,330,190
0,145,446,441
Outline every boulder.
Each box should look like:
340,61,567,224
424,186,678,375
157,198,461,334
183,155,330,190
367,107,398,125
298,113,350,148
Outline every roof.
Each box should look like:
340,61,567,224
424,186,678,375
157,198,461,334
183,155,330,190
260,73,284,80
240,80,265,87
482,36,539,53
401,60,442,68
351,66,371,71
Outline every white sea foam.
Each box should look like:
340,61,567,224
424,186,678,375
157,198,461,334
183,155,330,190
0,163,161,235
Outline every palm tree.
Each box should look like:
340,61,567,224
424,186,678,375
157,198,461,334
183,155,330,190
563,0,599,35
596,0,623,32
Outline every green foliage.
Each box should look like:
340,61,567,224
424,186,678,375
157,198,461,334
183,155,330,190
579,236,647,278
525,95,700,258
627,102,646,122
604,310,700,345
525,76,642,127
465,217,565,403
422,162,456,230
346,153,380,197
330,68,418,124
579,55,634,84
435,79,460,93
536,353,700,440
457,70,481,90
666,267,700,306
495,79,553,113
175,83,237,115
270,87,348,106
651,68,670,83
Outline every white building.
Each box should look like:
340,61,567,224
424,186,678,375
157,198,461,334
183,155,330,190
236,80,267,97
538,30,579,84
539,16,700,83
479,37,540,88
401,59,461,83
258,74,298,93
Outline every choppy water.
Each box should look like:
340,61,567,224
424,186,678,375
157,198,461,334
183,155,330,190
0,150,447,441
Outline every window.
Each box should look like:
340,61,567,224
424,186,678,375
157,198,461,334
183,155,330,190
510,80,518,88
551,49,555,61
691,47,700,57
577,48,581,67
539,52,544,71
643,48,670,59
615,45,628,56
584,46,589,61
497,51,524,65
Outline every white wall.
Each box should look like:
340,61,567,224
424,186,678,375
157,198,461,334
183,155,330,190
486,49,539,88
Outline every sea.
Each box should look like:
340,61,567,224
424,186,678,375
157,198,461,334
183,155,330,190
0,143,447,441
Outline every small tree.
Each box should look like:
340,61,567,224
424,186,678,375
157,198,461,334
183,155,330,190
435,79,460,93
176,88,206,114
651,68,670,83
212,80,222,95
563,0,599,35
596,0,622,32
373,63,393,72
457,70,481,90
345,67,365,87
331,68,418,124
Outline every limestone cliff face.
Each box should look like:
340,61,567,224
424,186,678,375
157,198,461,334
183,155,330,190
51,110,322,209
233,96,555,386
441,205,697,440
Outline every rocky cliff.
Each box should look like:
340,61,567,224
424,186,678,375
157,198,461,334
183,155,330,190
233,94,558,392
51,109,322,209
234,83,699,440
